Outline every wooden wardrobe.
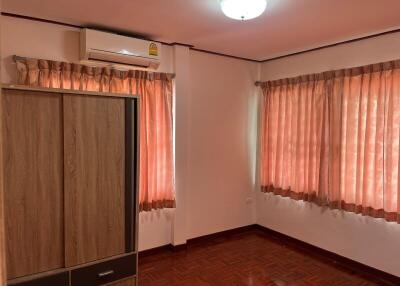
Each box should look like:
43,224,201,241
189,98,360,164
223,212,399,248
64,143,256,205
1,85,139,286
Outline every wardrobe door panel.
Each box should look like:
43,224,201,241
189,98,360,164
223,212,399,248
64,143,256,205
8,272,69,286
64,94,125,267
3,90,64,279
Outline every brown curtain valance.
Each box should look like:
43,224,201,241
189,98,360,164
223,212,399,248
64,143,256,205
260,59,400,88
16,58,173,92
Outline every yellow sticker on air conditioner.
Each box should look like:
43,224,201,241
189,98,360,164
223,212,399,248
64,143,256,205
149,43,158,56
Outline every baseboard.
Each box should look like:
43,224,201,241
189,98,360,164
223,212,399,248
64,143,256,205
187,225,256,245
254,224,400,286
138,225,252,258
171,243,187,252
138,244,172,258
138,243,187,258
138,223,400,285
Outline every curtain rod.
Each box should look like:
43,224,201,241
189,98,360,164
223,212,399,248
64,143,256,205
254,81,262,87
12,55,176,79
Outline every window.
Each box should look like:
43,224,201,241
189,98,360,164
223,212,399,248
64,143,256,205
260,61,400,222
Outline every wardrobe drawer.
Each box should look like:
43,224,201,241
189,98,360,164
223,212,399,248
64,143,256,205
8,271,69,286
71,254,137,286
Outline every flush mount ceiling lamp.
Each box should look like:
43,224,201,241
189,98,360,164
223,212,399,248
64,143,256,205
220,0,267,21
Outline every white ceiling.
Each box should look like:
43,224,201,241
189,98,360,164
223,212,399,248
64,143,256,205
3,0,400,61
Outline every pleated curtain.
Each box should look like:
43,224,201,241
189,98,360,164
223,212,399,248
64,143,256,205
260,60,400,222
260,74,330,203
16,58,175,211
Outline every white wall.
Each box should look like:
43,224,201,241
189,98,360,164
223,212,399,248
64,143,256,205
1,15,260,251
1,15,175,82
187,51,259,238
259,32,400,277
261,31,400,81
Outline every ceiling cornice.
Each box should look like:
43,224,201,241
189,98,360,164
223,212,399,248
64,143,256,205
3,12,400,64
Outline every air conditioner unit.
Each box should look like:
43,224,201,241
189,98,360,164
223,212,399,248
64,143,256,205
80,28,161,70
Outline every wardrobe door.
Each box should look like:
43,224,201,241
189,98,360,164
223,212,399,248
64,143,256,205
3,90,64,279
63,94,125,267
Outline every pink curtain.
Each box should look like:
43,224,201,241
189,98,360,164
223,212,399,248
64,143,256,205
16,58,175,211
260,75,330,203
329,63,400,220
131,73,175,211
260,60,400,222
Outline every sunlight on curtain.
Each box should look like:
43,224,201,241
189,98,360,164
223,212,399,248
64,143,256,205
260,75,329,203
260,60,400,222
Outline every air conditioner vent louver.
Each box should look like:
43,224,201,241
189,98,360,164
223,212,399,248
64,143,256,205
80,29,161,70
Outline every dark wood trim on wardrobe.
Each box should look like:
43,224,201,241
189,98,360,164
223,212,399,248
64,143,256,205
139,224,400,286
124,98,135,253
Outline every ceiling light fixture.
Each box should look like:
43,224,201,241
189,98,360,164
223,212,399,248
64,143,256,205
220,0,267,21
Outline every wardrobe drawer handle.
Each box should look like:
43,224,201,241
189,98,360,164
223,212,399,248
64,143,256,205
98,270,115,278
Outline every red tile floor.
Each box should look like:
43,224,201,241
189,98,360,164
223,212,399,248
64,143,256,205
138,229,394,286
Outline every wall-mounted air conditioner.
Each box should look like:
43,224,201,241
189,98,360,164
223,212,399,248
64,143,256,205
80,28,161,69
